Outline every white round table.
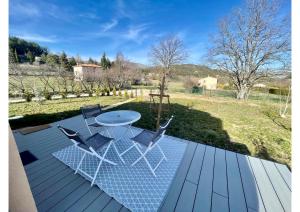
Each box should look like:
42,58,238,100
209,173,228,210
95,110,141,141
95,110,141,127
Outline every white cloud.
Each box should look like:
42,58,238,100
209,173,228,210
123,24,150,42
116,0,132,19
16,33,57,43
101,19,118,32
10,1,40,17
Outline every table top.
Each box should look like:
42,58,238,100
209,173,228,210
95,110,141,127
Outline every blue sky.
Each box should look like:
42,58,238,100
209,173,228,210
9,0,290,65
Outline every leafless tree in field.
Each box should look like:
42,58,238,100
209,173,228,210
9,64,34,95
207,0,290,99
69,75,77,93
149,36,187,129
56,69,72,95
38,71,56,94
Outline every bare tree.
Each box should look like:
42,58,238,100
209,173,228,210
56,69,72,96
149,36,187,129
38,71,56,94
207,0,290,99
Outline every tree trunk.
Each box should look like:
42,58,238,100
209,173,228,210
156,72,166,130
236,85,249,100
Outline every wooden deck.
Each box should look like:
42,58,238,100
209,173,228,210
13,115,291,212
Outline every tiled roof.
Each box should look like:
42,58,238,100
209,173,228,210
74,64,101,68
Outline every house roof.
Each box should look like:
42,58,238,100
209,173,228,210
74,64,101,68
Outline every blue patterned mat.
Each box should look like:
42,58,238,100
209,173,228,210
52,128,187,212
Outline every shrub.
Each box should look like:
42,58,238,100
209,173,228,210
124,90,129,99
101,89,106,96
24,91,34,102
95,88,101,97
43,90,51,100
130,90,134,98
183,76,198,91
269,88,289,96
118,89,122,96
106,87,110,96
191,86,203,94
113,87,117,96
73,87,82,97
60,91,67,99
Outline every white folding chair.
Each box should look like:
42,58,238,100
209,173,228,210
81,104,105,135
120,116,174,177
57,125,120,186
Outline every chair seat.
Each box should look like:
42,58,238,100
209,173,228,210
85,133,113,151
131,129,158,147
88,122,102,127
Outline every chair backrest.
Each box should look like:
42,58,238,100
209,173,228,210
57,125,86,146
81,104,102,119
152,115,174,143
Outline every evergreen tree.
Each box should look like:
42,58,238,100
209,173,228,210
9,48,17,64
14,49,19,63
100,53,111,70
60,52,68,65
60,52,72,71
88,57,97,64
26,51,34,64
100,53,106,68
69,57,77,66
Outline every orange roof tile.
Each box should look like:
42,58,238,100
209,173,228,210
74,64,101,68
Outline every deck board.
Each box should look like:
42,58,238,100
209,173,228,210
225,151,247,212
213,148,228,197
275,163,291,190
237,154,266,212
248,157,284,212
65,186,104,212
193,146,216,212
186,144,206,184
261,160,291,212
83,193,112,212
46,181,91,212
158,142,197,212
101,198,123,212
175,181,197,212
38,177,86,212
12,114,291,212
211,193,229,212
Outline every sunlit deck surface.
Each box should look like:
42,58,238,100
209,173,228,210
13,115,291,212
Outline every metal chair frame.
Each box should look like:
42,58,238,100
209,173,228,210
58,126,119,186
119,116,174,177
81,104,104,135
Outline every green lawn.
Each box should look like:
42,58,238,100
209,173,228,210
115,94,291,167
9,96,126,129
9,93,291,167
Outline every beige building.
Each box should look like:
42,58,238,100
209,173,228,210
73,64,102,81
198,76,218,90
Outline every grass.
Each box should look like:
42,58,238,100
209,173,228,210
114,94,291,167
9,96,126,129
9,80,291,167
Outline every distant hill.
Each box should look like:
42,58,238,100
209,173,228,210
9,36,48,57
172,64,224,78
139,64,227,80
